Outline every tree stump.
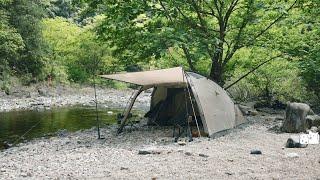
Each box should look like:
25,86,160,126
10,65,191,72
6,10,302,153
282,102,310,133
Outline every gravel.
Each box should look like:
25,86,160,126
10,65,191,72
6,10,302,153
0,114,319,179
0,86,151,112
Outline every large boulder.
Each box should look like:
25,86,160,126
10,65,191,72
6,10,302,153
282,102,311,133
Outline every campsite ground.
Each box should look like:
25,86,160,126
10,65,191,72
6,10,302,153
1,109,320,179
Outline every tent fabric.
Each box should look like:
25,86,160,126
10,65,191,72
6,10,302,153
101,67,246,136
186,72,236,135
100,67,186,87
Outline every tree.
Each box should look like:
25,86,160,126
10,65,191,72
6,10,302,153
42,17,118,83
86,0,298,85
0,0,24,92
0,1,24,66
4,0,46,79
290,0,320,102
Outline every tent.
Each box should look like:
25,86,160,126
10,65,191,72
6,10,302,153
100,67,246,137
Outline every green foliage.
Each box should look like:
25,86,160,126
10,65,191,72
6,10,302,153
228,48,309,104
88,0,300,85
41,17,82,82
1,0,319,108
294,0,320,103
42,17,120,83
7,0,46,78
1,0,45,87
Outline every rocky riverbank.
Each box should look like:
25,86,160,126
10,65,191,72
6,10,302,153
0,113,319,179
0,84,151,112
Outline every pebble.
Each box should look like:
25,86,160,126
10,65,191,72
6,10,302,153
286,153,299,158
120,167,129,170
225,172,234,176
177,141,186,146
199,153,209,158
138,150,152,155
250,150,262,155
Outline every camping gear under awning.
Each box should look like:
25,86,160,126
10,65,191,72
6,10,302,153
100,67,187,88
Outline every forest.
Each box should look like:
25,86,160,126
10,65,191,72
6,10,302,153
0,0,319,109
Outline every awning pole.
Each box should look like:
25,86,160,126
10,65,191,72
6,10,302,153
93,74,102,139
117,87,143,134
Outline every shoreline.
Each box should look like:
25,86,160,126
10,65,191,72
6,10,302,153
0,85,151,112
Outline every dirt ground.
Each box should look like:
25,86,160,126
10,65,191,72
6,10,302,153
0,112,319,180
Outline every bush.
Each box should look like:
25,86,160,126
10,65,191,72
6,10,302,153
228,59,312,106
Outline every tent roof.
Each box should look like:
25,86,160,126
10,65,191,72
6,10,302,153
100,67,186,87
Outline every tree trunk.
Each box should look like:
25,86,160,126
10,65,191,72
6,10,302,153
209,61,224,86
182,45,195,72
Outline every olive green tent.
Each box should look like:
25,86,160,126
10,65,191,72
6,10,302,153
100,67,246,137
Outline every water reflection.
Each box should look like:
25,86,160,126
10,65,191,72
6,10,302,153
0,106,142,149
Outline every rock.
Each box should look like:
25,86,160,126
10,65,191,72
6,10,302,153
238,104,259,116
286,137,307,148
275,117,284,121
282,102,311,133
250,150,262,155
37,88,48,96
56,129,68,137
248,110,259,116
310,126,318,133
107,111,113,115
199,153,209,158
0,91,7,97
306,115,320,128
177,141,186,146
286,153,299,158
225,172,234,176
185,152,192,156
238,105,253,115
11,90,31,98
20,173,28,177
120,167,128,170
138,150,152,155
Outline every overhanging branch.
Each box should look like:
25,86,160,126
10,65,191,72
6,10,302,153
224,54,283,90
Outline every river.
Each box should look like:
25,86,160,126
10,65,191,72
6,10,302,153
0,106,143,149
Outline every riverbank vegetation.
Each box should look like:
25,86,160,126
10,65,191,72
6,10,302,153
0,0,319,110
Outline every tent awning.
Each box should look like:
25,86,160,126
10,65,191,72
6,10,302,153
100,67,187,87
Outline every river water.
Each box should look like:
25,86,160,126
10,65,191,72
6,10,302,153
0,106,143,149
